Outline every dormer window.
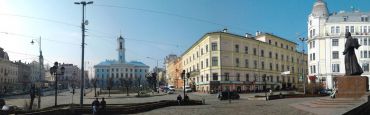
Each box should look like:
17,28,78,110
361,16,368,22
343,16,348,21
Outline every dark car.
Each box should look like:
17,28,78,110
218,91,240,100
319,89,332,95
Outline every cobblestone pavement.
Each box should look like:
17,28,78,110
4,89,319,115
135,92,316,115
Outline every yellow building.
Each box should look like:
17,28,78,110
181,31,308,93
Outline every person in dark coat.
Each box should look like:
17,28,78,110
184,94,189,102
92,98,100,115
177,95,182,105
100,97,106,113
343,32,363,75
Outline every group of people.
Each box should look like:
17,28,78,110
92,97,106,115
177,94,190,105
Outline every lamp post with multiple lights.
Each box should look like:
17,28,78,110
74,0,93,107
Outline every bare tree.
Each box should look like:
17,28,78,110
124,77,133,96
107,77,113,97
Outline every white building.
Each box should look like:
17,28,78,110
94,35,149,88
308,0,370,89
28,61,44,83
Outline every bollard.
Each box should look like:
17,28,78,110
202,97,205,104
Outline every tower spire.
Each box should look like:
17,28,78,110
117,32,126,63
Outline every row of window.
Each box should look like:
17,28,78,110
0,78,16,83
359,38,370,46
96,73,143,79
360,51,370,58
310,37,370,51
197,73,297,83
184,43,214,65
310,63,370,74
96,68,147,73
185,39,296,66
185,56,305,73
329,26,370,35
267,40,294,51
0,67,18,76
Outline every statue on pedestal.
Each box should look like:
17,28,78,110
343,32,363,75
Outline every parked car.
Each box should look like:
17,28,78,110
167,89,175,94
218,91,240,100
319,89,332,95
183,86,192,92
168,85,175,91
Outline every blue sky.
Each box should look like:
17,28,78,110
0,0,369,72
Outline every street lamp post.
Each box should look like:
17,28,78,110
263,75,267,101
299,37,307,94
49,62,65,107
30,37,43,109
181,70,185,97
74,1,93,107
93,78,97,97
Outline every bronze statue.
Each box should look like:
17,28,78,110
343,32,363,75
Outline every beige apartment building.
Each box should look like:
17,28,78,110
165,56,184,88
181,31,307,93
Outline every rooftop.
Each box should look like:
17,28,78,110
327,11,370,23
95,59,149,67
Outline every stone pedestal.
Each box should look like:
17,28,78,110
335,76,368,98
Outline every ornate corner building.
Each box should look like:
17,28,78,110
307,0,370,89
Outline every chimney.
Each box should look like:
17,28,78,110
245,33,252,38
255,31,260,36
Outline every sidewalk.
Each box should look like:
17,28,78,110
84,90,167,99
290,94,368,115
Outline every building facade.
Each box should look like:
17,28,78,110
181,31,307,93
60,63,81,88
28,61,45,85
94,35,149,88
307,0,370,89
0,48,18,94
165,56,183,88
14,61,31,91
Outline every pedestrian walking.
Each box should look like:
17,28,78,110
177,95,182,105
92,98,100,115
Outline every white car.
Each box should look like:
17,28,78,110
167,89,175,94
184,86,192,92
168,85,175,91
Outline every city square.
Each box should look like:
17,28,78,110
1,0,370,115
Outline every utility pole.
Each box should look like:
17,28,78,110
75,1,93,107
299,37,307,94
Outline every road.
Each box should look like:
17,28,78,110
2,89,316,115
4,88,91,109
